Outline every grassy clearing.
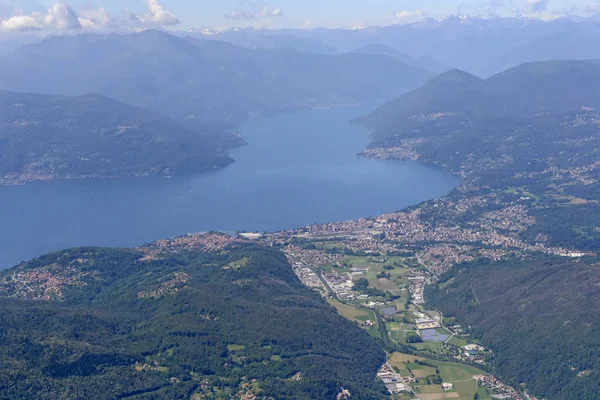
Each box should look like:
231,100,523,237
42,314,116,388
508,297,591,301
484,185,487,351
223,257,250,270
434,361,488,382
418,392,460,400
435,327,453,337
227,344,246,351
389,352,426,363
447,335,469,347
414,341,444,352
409,365,436,378
370,277,399,293
327,299,375,323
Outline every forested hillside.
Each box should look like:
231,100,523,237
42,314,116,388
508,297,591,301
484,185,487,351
0,238,387,399
427,257,600,399
0,90,242,184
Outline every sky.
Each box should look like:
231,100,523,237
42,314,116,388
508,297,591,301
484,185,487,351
1,0,600,32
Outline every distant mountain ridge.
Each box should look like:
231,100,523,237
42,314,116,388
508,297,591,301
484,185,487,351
351,44,448,74
188,29,339,54
0,30,433,126
204,16,600,77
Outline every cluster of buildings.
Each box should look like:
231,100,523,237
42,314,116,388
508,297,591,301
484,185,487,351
514,160,600,187
414,313,441,330
323,271,355,300
451,343,488,364
263,193,590,276
359,142,421,161
408,274,427,304
139,232,246,258
287,257,326,292
283,245,343,267
473,375,525,400
378,364,413,395
0,263,94,301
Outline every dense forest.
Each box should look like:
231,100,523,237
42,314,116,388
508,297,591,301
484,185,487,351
427,257,600,399
0,90,242,184
0,244,387,399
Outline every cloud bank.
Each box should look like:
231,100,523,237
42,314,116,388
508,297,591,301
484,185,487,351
0,0,180,33
393,9,427,22
224,6,283,20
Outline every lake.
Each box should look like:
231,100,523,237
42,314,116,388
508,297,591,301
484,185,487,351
0,104,459,268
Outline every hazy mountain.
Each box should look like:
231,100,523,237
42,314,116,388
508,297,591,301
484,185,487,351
0,30,432,125
194,29,339,54
0,90,240,184
360,59,600,134
352,44,448,73
227,16,600,77
0,240,387,399
0,34,41,55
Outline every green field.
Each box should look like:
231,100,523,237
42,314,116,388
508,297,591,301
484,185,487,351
370,277,400,293
388,352,491,400
434,361,488,382
223,257,250,270
447,335,469,347
327,299,376,324
436,327,452,335
414,341,444,352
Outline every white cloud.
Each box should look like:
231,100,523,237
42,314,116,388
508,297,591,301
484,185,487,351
43,3,81,30
137,0,180,26
393,9,426,22
0,0,180,33
0,14,42,32
78,7,111,30
224,6,283,20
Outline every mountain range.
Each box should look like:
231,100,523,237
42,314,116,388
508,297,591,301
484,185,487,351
201,16,600,77
359,59,600,135
0,30,433,126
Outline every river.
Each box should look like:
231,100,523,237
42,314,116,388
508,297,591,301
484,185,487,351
0,103,459,268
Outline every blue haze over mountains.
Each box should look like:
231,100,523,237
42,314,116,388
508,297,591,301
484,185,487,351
1,11,600,400
190,15,600,77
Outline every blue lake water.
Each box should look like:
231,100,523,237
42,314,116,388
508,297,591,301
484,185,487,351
0,103,459,268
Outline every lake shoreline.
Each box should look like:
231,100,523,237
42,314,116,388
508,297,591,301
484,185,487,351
0,104,459,269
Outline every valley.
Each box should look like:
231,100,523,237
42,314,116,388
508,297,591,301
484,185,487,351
1,12,600,399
